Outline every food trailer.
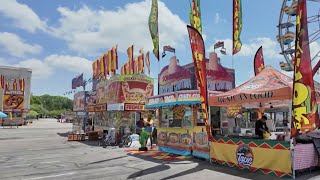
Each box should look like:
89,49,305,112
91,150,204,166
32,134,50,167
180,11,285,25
146,53,235,159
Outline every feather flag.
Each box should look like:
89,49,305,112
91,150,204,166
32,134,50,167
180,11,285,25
121,64,126,75
103,54,107,77
127,45,134,74
134,56,139,74
99,56,105,79
187,25,213,141
145,51,151,74
107,50,112,75
148,0,160,60
233,0,242,55
5,82,9,90
139,49,144,74
190,0,202,34
96,59,101,79
254,46,265,76
0,75,4,89
291,0,319,137
112,45,118,71
13,79,17,90
19,78,25,91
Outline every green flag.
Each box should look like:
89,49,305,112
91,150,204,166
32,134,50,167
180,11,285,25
190,0,202,34
148,0,159,60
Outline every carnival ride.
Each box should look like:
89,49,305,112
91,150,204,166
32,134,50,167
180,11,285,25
278,0,320,71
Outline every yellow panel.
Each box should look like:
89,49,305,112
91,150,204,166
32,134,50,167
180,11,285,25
210,142,291,174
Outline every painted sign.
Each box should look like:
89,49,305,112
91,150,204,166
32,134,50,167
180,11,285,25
124,103,145,111
236,144,254,167
206,53,235,92
96,74,154,105
177,91,200,101
3,90,24,112
168,132,179,144
210,137,291,177
120,75,154,104
158,57,193,95
226,106,242,118
73,91,85,112
86,91,96,106
147,93,176,105
86,105,95,112
94,104,107,112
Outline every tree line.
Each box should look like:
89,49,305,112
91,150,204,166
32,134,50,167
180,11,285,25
28,94,73,118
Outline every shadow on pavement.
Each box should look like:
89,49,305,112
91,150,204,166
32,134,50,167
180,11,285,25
128,164,171,179
89,156,127,165
125,149,320,180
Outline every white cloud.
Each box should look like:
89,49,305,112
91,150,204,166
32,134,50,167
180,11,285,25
0,32,42,57
49,0,187,54
0,0,47,33
4,54,91,79
208,37,283,60
14,59,53,79
44,55,92,73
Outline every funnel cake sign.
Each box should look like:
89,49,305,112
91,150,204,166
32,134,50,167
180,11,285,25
3,90,24,112
96,74,154,105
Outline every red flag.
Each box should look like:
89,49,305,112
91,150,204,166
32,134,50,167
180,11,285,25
254,46,265,76
112,45,118,70
187,25,212,141
145,51,150,74
291,0,319,137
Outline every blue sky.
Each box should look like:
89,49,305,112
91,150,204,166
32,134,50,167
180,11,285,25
1,0,320,99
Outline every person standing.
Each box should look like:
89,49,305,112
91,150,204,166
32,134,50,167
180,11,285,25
255,115,269,138
152,124,157,145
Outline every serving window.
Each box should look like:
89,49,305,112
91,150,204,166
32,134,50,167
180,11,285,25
159,105,193,128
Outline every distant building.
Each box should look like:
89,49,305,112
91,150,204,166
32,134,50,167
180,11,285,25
0,66,32,123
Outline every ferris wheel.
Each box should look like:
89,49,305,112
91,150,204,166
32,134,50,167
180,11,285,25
278,0,320,71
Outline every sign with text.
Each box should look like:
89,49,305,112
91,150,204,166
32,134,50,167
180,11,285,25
124,103,145,111
95,104,107,112
107,103,124,111
3,90,24,112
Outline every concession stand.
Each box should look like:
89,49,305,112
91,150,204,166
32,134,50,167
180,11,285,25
94,74,154,134
146,53,235,159
209,66,320,178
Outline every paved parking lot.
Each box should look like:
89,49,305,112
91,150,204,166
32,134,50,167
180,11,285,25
0,119,319,180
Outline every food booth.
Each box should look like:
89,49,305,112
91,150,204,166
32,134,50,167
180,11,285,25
146,53,235,159
94,74,154,134
209,66,320,178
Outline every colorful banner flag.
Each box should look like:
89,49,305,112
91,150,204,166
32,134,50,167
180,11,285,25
5,82,9,90
134,56,139,74
291,0,319,137
254,46,265,76
190,0,202,34
139,49,144,74
19,78,25,91
148,0,160,60
107,50,112,74
13,79,17,90
0,75,4,89
112,45,118,72
127,45,134,74
187,25,212,141
145,51,151,74
99,56,105,79
233,0,242,55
